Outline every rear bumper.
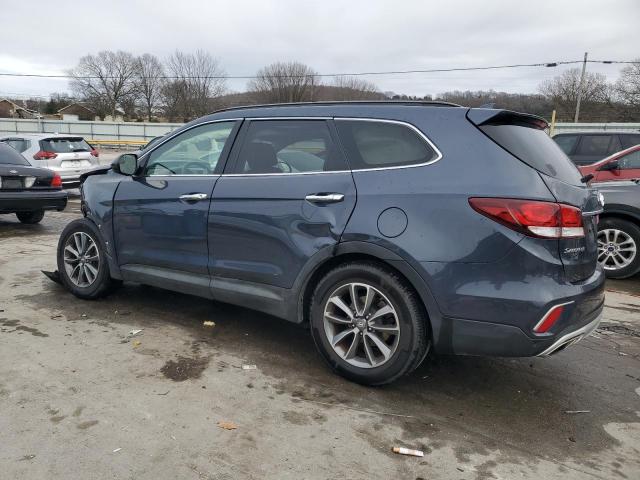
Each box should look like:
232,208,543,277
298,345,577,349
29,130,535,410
438,299,604,357
536,310,602,356
426,258,606,357
0,190,68,213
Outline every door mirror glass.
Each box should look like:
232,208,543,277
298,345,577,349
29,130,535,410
596,159,619,171
114,154,138,176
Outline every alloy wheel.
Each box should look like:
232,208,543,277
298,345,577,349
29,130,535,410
63,232,101,287
322,282,400,369
597,228,637,271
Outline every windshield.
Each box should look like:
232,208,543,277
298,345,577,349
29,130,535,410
41,137,92,153
0,143,30,165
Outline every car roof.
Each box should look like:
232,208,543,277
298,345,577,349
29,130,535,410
202,100,465,121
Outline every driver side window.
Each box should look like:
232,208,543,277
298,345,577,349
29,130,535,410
145,121,236,176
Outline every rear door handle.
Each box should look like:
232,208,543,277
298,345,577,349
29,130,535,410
305,193,345,204
179,193,208,203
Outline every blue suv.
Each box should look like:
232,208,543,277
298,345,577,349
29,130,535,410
55,102,605,385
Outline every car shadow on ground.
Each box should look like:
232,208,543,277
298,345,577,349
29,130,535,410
16,276,639,466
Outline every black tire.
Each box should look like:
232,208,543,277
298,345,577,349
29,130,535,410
16,210,44,224
309,261,431,385
57,218,117,299
598,218,640,279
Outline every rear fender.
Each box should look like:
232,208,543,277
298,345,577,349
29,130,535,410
293,241,444,346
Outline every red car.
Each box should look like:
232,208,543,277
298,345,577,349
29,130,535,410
578,144,640,183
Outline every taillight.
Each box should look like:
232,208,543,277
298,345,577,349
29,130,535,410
51,173,62,189
533,303,571,334
90,148,99,157
33,150,57,160
469,198,584,239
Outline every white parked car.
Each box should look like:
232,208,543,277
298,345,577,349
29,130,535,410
0,134,101,188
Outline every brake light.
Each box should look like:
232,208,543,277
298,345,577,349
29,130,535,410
90,148,99,157
51,173,62,189
33,150,57,160
533,304,567,334
469,198,584,239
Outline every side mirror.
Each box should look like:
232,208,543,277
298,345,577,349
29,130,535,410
596,159,619,172
113,153,138,176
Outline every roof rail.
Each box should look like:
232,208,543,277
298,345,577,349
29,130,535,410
211,100,463,114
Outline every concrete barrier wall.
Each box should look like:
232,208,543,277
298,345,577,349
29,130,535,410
0,118,182,142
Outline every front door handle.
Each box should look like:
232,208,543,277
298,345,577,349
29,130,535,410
305,193,345,204
179,193,208,203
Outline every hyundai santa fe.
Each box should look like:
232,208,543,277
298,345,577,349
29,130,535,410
53,102,605,385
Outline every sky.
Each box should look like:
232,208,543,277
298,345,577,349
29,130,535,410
0,0,638,100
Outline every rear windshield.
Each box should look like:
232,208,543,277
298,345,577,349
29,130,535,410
481,124,582,185
40,137,91,153
0,143,30,165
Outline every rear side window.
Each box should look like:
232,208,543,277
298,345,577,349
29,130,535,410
553,135,578,154
335,120,438,170
480,124,582,184
576,135,619,156
40,137,91,153
233,120,346,174
2,138,30,153
0,143,30,165
620,134,640,149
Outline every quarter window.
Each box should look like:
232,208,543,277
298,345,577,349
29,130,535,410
145,121,236,175
335,120,438,170
233,120,346,174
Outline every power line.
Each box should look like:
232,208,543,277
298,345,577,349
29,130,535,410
0,59,636,80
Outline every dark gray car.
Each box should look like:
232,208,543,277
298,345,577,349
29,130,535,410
593,180,640,278
553,131,640,166
51,102,605,385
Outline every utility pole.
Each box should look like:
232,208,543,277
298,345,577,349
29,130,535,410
574,52,588,123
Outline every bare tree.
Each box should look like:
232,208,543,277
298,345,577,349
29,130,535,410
248,61,319,103
162,50,226,121
68,51,138,118
326,76,383,100
615,60,640,108
135,53,165,121
538,68,610,121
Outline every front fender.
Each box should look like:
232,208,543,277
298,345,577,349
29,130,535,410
81,173,123,279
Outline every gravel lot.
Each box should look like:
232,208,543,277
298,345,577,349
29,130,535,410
1,204,639,480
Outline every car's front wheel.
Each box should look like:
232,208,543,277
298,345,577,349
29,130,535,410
16,210,44,224
598,218,640,279
310,262,430,385
57,218,117,299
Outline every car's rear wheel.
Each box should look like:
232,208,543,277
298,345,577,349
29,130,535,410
57,218,116,299
310,262,430,385
16,210,44,224
597,218,640,279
